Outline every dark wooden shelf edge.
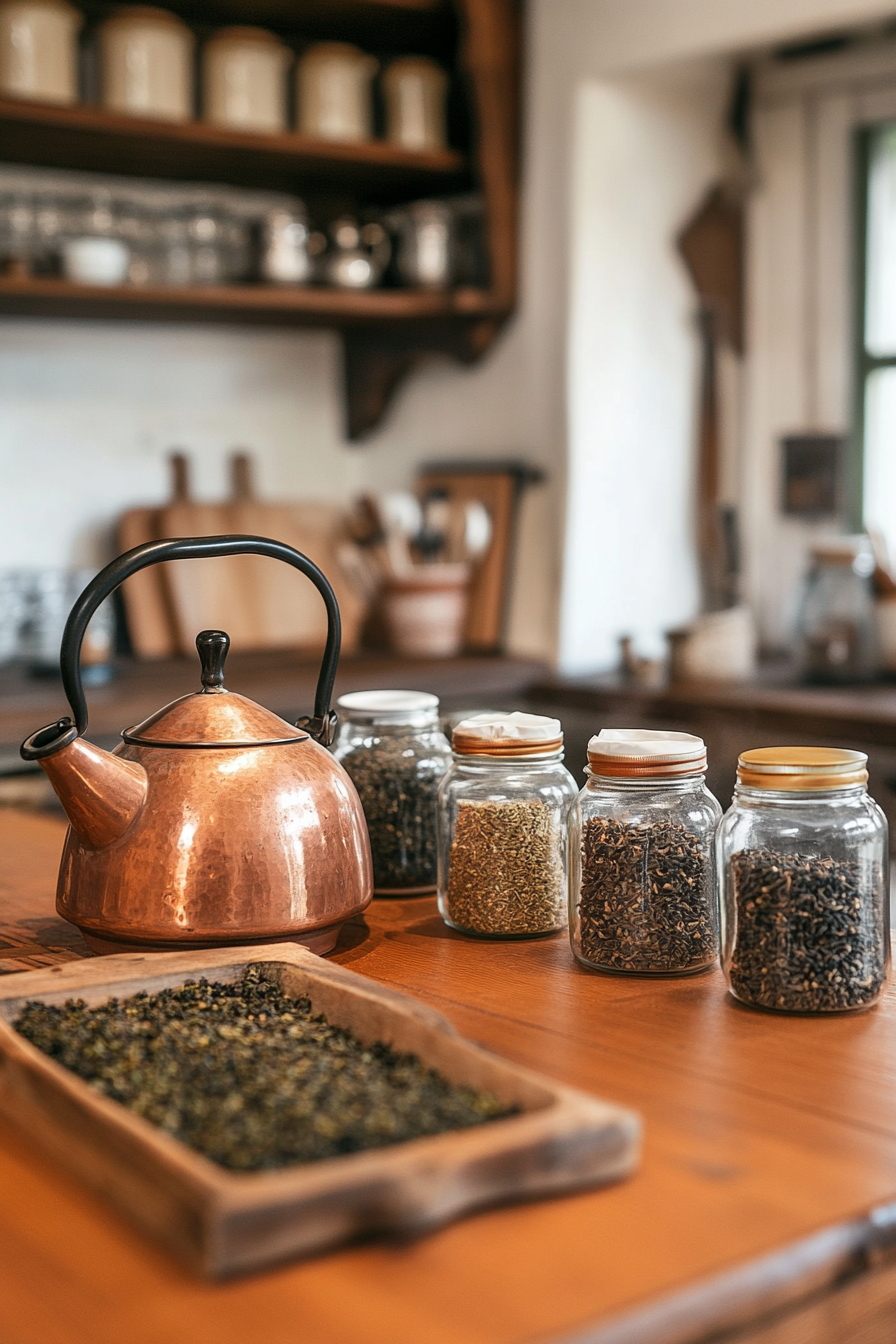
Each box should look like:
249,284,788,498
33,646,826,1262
0,276,506,326
0,97,466,194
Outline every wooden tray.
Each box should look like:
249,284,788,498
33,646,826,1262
0,944,640,1278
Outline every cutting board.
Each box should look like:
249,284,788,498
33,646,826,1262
0,944,640,1278
116,454,189,660
416,465,539,653
159,456,366,656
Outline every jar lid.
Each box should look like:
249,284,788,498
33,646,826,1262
737,746,868,790
452,711,563,757
337,689,439,725
587,729,707,778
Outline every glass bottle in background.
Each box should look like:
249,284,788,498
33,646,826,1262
332,690,452,894
568,730,721,976
438,712,577,938
718,747,889,1013
797,539,880,683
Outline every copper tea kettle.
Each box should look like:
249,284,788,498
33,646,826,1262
21,536,373,956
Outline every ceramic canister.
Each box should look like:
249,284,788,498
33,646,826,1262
382,56,448,151
99,5,194,122
202,26,290,134
296,42,376,142
0,0,81,105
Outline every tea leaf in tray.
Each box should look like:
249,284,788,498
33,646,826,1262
14,965,515,1172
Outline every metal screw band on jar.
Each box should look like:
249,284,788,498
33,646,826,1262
451,711,564,759
736,746,868,791
586,728,708,779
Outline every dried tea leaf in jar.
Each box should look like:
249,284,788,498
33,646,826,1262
719,748,889,1012
332,691,452,894
438,712,577,938
569,730,722,975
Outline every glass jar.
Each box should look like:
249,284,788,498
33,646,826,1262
797,540,879,683
569,730,721,975
332,690,452,895
438,712,577,938
718,747,889,1013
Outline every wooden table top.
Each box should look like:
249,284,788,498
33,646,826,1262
4,809,896,1343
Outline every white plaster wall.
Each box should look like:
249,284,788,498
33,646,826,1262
0,323,356,566
559,62,730,671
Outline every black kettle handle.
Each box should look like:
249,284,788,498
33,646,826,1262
23,535,342,759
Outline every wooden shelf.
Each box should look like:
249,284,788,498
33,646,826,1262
0,0,522,437
0,274,501,326
0,97,467,198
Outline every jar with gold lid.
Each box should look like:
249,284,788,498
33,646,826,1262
718,747,889,1013
568,730,721,975
437,711,577,938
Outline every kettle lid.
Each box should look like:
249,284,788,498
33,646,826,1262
122,630,309,749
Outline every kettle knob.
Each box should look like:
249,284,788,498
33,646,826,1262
196,630,230,690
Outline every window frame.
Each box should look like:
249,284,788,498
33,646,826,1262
853,121,896,534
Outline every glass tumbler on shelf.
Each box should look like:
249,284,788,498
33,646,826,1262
437,711,577,938
33,194,65,272
718,747,889,1013
568,730,722,975
188,203,225,284
0,190,36,274
158,207,192,285
332,690,452,895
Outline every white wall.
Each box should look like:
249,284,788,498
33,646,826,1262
0,323,355,566
559,62,730,671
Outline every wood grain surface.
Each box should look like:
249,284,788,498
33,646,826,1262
4,809,896,1342
0,946,638,1278
159,501,367,657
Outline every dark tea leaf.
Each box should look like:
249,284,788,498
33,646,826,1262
14,966,514,1171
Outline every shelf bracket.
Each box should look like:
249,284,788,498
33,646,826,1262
342,318,503,440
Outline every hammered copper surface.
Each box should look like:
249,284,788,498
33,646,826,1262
41,738,148,850
124,687,308,746
37,687,373,954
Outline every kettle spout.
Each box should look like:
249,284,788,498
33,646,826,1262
21,721,148,849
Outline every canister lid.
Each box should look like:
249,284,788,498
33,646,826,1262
737,746,868,790
452,711,563,757
337,689,439,725
587,729,707,778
